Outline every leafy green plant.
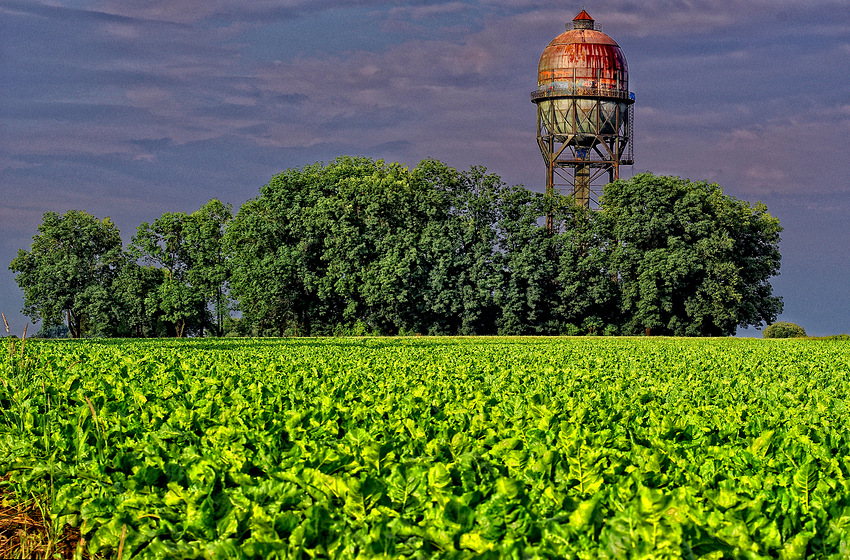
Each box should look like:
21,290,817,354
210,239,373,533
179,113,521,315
2,336,849,558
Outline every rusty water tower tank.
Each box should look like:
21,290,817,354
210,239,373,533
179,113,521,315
532,9,634,215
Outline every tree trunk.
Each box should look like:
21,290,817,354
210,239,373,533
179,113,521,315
216,287,223,336
67,309,81,338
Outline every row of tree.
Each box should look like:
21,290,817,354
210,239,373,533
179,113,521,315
10,157,783,337
10,200,232,338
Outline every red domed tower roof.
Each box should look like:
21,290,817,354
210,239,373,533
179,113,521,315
537,10,629,98
573,9,593,22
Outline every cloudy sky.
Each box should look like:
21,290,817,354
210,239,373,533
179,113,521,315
2,0,848,336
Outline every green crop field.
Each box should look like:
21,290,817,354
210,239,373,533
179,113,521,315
2,337,850,559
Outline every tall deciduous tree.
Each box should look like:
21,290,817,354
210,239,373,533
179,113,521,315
414,161,502,335
314,159,424,334
130,199,232,336
131,211,201,337
9,210,124,338
226,157,509,336
602,173,783,336
184,200,233,336
112,262,169,337
551,199,620,334
496,186,558,334
225,161,334,336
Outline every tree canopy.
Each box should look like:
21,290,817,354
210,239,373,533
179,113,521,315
602,173,783,336
10,159,783,337
9,210,124,338
131,200,233,337
224,158,783,336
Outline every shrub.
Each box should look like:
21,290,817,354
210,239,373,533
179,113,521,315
332,319,370,337
561,324,581,336
36,323,70,339
582,317,604,336
811,333,850,341
763,321,807,339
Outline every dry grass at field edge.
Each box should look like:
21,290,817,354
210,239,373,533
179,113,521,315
0,475,86,560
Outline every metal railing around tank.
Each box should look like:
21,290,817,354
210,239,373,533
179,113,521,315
531,86,634,102
566,21,604,32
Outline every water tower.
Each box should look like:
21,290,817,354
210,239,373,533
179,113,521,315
532,9,634,220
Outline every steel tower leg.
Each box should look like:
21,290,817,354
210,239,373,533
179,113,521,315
546,159,554,234
575,165,590,208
